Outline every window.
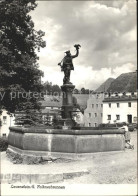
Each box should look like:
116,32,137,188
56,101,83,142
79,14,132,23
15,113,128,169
128,102,131,107
95,113,97,117
89,113,91,117
109,103,111,108
96,104,98,108
3,116,7,124
117,103,120,108
2,133,6,137
89,123,91,127
95,123,97,127
127,115,132,123
92,104,94,108
101,104,103,108
116,115,120,120
107,115,111,120
101,113,103,117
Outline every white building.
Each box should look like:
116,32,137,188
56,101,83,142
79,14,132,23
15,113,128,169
0,110,15,137
103,92,137,124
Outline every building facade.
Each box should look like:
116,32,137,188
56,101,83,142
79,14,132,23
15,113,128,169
41,95,62,125
103,92,137,124
0,110,15,137
84,93,104,127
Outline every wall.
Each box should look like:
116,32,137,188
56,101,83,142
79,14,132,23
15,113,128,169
8,127,125,162
84,93,104,127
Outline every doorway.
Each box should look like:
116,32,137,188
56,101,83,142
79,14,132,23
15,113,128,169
127,115,132,124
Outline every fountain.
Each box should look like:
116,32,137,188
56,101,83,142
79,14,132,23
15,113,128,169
7,45,125,163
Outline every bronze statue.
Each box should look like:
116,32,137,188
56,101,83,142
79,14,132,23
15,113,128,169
58,44,81,84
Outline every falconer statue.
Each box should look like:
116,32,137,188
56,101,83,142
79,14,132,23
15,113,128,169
58,44,81,84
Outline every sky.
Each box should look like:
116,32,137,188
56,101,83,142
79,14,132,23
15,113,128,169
30,0,136,90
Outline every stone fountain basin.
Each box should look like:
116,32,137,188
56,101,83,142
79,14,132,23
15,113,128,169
7,126,125,162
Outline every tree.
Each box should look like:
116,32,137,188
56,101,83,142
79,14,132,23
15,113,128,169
0,0,46,123
15,108,43,126
52,84,61,95
81,88,86,94
43,82,61,95
43,81,52,95
85,89,89,94
73,88,79,94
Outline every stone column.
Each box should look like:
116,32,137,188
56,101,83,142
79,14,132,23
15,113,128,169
61,83,75,126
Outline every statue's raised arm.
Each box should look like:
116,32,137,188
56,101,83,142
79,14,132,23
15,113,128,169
71,44,81,58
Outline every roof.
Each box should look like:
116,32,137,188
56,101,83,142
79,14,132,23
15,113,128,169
42,108,60,114
103,95,137,102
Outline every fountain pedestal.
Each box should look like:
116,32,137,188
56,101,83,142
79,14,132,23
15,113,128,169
61,83,75,127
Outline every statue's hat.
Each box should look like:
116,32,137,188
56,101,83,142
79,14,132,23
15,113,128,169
65,50,70,54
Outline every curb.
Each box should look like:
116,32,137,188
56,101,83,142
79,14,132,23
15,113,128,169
1,170,89,184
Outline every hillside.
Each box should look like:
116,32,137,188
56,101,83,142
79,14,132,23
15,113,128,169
107,72,137,92
73,94,89,110
41,94,89,110
95,78,115,92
